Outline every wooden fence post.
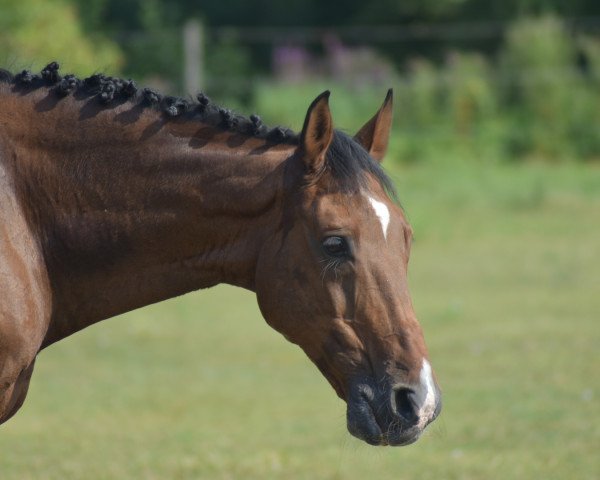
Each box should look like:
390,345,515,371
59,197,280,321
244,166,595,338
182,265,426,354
183,19,204,94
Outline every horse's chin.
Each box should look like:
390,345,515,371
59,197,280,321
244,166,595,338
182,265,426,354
346,398,422,446
345,380,429,447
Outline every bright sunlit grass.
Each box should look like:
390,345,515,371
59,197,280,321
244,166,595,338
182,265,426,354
1,161,598,479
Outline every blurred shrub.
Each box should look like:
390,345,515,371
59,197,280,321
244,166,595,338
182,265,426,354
403,59,439,130
500,15,600,160
205,35,254,105
251,15,600,164
119,30,182,92
500,15,574,159
396,53,502,163
0,0,122,75
445,53,497,139
395,59,447,163
115,0,182,93
444,53,506,162
571,35,600,158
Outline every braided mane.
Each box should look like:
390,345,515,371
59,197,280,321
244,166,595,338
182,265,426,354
0,62,299,144
0,62,397,199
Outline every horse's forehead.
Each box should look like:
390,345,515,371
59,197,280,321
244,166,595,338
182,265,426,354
312,192,362,222
310,188,399,231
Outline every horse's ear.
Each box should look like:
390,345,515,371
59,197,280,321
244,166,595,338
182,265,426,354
300,91,334,173
354,88,393,163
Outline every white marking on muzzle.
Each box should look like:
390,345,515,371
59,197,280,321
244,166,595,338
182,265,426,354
417,359,437,430
366,196,390,240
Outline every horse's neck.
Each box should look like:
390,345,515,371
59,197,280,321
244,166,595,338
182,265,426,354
4,94,295,345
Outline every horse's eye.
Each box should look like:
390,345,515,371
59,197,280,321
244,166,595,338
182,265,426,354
322,236,349,257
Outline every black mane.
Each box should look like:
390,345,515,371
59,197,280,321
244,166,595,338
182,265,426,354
0,62,299,144
1,62,396,197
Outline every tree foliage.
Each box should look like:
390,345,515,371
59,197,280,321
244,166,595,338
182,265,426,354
0,0,122,75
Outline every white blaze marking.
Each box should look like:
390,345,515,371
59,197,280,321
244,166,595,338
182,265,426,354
366,196,390,240
417,359,437,430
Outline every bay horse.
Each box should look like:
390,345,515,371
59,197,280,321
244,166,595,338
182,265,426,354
0,62,441,446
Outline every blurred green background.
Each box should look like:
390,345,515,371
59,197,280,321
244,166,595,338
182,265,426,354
0,1,599,479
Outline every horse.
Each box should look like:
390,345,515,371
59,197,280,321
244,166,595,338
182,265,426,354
0,62,441,446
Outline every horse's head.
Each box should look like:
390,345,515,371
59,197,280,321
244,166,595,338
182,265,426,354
255,91,441,446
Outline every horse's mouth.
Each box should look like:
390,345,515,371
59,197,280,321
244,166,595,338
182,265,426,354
345,379,440,446
346,393,422,446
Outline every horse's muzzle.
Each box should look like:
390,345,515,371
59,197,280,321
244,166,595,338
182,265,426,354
345,365,442,446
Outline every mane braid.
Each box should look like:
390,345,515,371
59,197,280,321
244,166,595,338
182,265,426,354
0,62,299,144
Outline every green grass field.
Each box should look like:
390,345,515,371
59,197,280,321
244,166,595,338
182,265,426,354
1,161,598,479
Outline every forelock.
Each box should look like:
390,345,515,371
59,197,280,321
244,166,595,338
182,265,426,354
325,131,397,200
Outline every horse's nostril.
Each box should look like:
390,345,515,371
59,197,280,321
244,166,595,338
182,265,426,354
393,387,418,424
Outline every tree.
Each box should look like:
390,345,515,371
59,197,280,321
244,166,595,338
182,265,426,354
0,0,122,75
